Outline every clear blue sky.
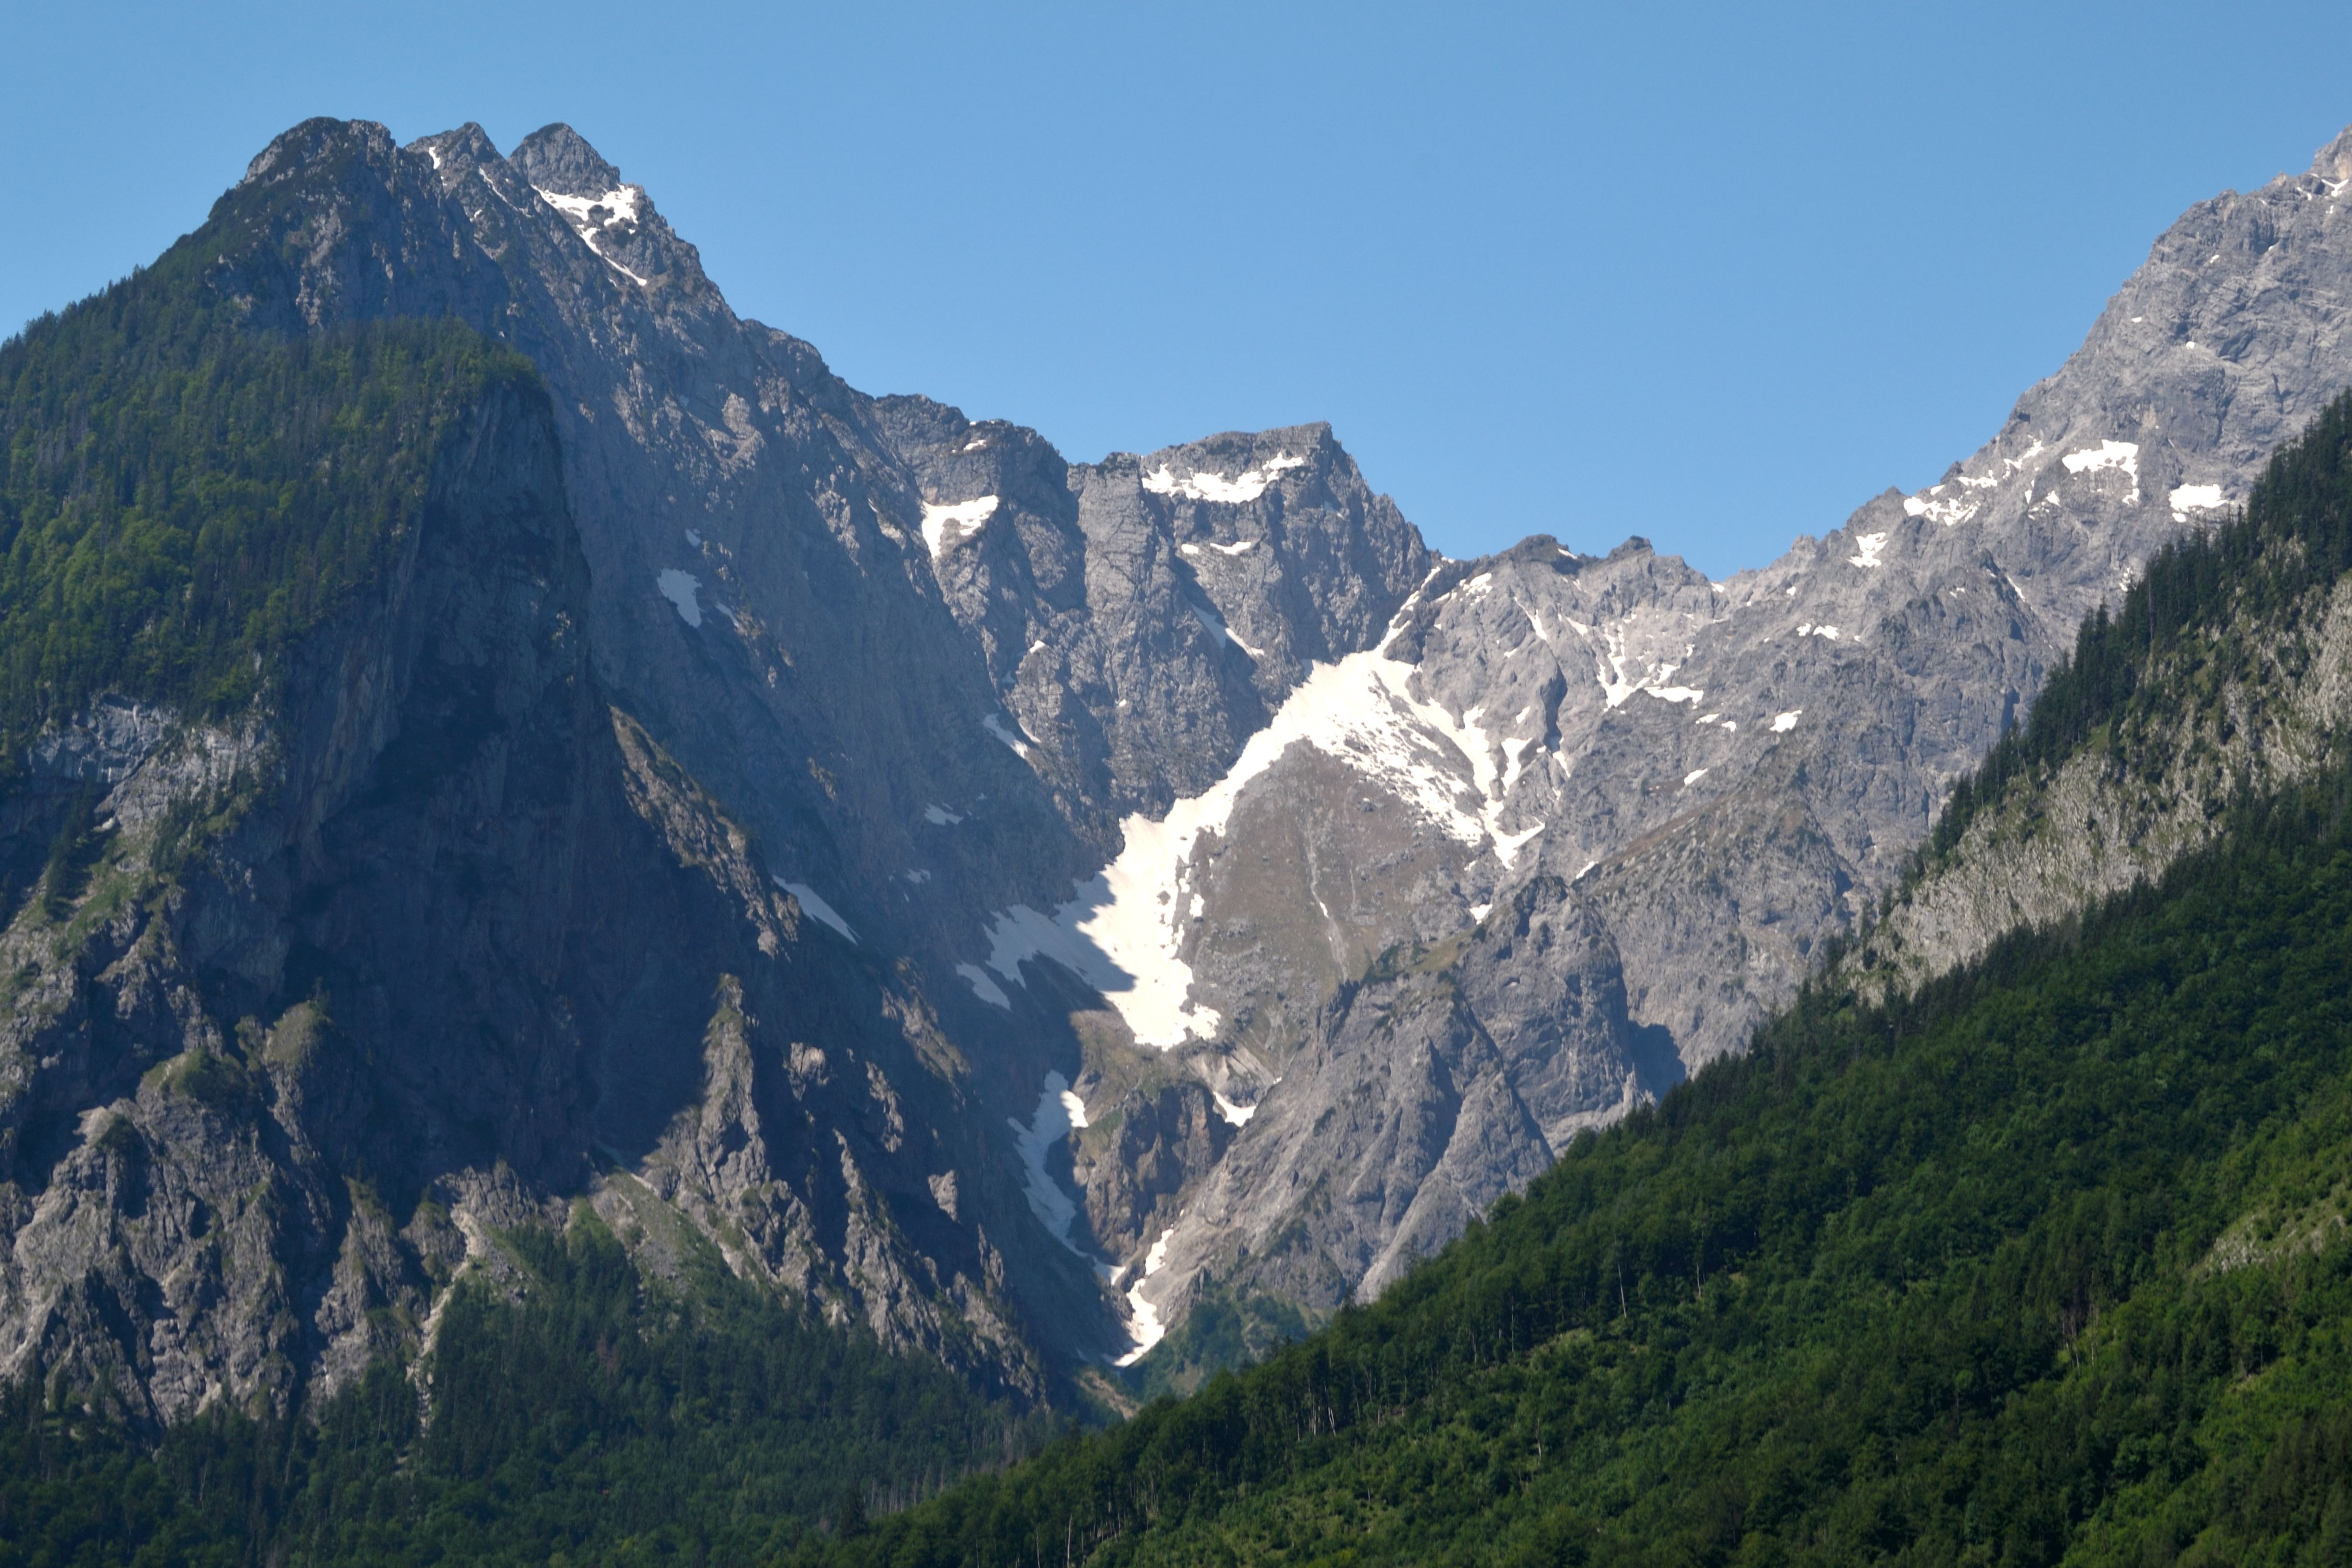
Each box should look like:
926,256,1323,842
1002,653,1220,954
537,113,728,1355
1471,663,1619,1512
9,1,2352,576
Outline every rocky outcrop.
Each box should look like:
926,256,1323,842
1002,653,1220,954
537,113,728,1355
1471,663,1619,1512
1855,569,2352,1000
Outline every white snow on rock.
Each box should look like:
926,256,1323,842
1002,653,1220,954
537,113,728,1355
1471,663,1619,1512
2062,440,2142,502
533,185,650,285
1007,1071,1088,1253
1683,768,1708,788
655,569,703,627
1212,1091,1256,1128
1491,823,1545,867
1770,709,1803,733
1114,1229,1175,1366
1141,451,1307,504
2170,483,2225,519
1209,538,1258,554
921,495,999,557
776,879,858,943
1585,624,1702,708
1902,488,1980,527
982,712,1035,757
956,963,1010,1009
1796,623,1841,641
968,647,1540,1048
1849,531,1889,568
1188,596,1264,658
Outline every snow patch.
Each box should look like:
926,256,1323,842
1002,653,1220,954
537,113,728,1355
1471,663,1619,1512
1209,538,1258,554
957,963,1010,1009
982,712,1034,757
777,879,858,943
656,569,703,627
1903,492,1979,527
1188,597,1264,658
1114,1229,1174,1365
1683,768,1708,788
1141,451,1307,504
1849,531,1889,568
2062,440,2142,503
975,648,1537,1047
1770,709,1802,734
534,185,650,285
1491,823,1545,868
1597,626,1697,709
1007,1071,1087,1252
2170,483,2225,519
1212,1092,1256,1128
921,495,999,557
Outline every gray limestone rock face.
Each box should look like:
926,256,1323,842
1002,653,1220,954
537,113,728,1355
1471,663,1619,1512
20,113,2352,1410
1054,125,2352,1349
1133,874,1667,1326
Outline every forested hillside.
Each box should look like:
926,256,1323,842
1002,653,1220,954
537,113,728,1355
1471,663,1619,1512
0,1220,1043,1565
0,256,526,758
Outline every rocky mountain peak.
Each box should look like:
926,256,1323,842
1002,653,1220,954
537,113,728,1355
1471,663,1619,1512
2313,125,2352,186
237,116,398,188
509,121,627,197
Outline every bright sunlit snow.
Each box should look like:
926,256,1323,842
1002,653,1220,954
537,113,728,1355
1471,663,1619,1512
967,646,1536,1048
2062,440,2142,502
1771,709,1803,733
921,495,999,556
1114,1229,1174,1366
533,185,650,284
1849,531,1888,568
1141,452,1306,504
2169,483,2225,518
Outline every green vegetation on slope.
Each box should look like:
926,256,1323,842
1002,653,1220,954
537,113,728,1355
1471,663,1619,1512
0,1213,1045,1567
1929,391,2352,864
800,739,2352,1568
0,240,532,765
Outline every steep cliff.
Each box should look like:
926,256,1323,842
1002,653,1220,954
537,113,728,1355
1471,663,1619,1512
0,251,1056,1424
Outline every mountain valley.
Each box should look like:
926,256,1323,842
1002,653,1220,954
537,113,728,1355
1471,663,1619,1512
5,110,2352,1563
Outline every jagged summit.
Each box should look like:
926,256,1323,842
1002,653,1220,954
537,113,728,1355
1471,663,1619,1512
509,121,627,196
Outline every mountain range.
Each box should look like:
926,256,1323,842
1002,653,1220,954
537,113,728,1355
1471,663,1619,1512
8,114,2352,1434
